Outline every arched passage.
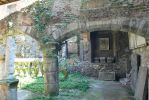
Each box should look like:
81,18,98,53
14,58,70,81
14,15,149,89
0,24,59,98
50,17,149,82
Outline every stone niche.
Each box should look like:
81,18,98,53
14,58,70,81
79,31,130,80
90,31,114,63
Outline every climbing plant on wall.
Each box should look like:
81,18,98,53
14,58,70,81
31,0,55,44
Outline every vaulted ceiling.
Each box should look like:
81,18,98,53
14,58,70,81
0,0,18,5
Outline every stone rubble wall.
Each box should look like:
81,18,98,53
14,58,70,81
52,0,81,16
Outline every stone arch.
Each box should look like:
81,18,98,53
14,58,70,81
56,18,149,42
0,13,59,97
1,6,149,97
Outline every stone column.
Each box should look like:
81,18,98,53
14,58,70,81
0,37,18,100
134,67,148,100
88,33,92,63
147,67,149,100
42,43,59,96
113,32,117,58
130,53,140,92
0,54,5,80
62,41,68,59
5,37,16,80
79,34,84,61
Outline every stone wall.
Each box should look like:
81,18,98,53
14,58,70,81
129,45,149,99
82,0,149,9
0,19,8,36
132,46,149,68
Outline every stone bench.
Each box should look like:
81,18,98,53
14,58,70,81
94,57,115,63
107,57,114,63
99,57,106,63
94,57,100,63
98,72,115,81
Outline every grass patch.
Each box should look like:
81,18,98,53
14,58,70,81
19,77,44,93
60,73,89,91
19,72,90,98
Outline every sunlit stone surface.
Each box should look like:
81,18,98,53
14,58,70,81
0,37,18,100
5,37,16,80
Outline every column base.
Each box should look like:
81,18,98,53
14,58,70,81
45,83,59,96
0,79,19,100
44,72,59,96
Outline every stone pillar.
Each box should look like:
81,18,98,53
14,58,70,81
135,67,148,100
0,54,5,80
5,37,16,80
130,53,140,92
0,80,18,100
113,32,117,58
82,32,90,61
79,34,84,61
0,37,18,100
147,67,149,100
62,41,68,59
42,43,59,96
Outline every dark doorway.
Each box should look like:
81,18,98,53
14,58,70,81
90,31,113,63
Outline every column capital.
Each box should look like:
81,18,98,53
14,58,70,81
41,43,59,58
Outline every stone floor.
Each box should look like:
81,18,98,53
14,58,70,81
17,89,38,100
17,80,134,100
78,80,134,100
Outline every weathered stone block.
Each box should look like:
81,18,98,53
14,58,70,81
44,58,58,72
98,72,115,81
107,57,114,63
135,67,148,100
94,57,99,63
99,57,106,63
44,72,58,84
45,83,59,96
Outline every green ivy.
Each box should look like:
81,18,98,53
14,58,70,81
31,0,55,44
